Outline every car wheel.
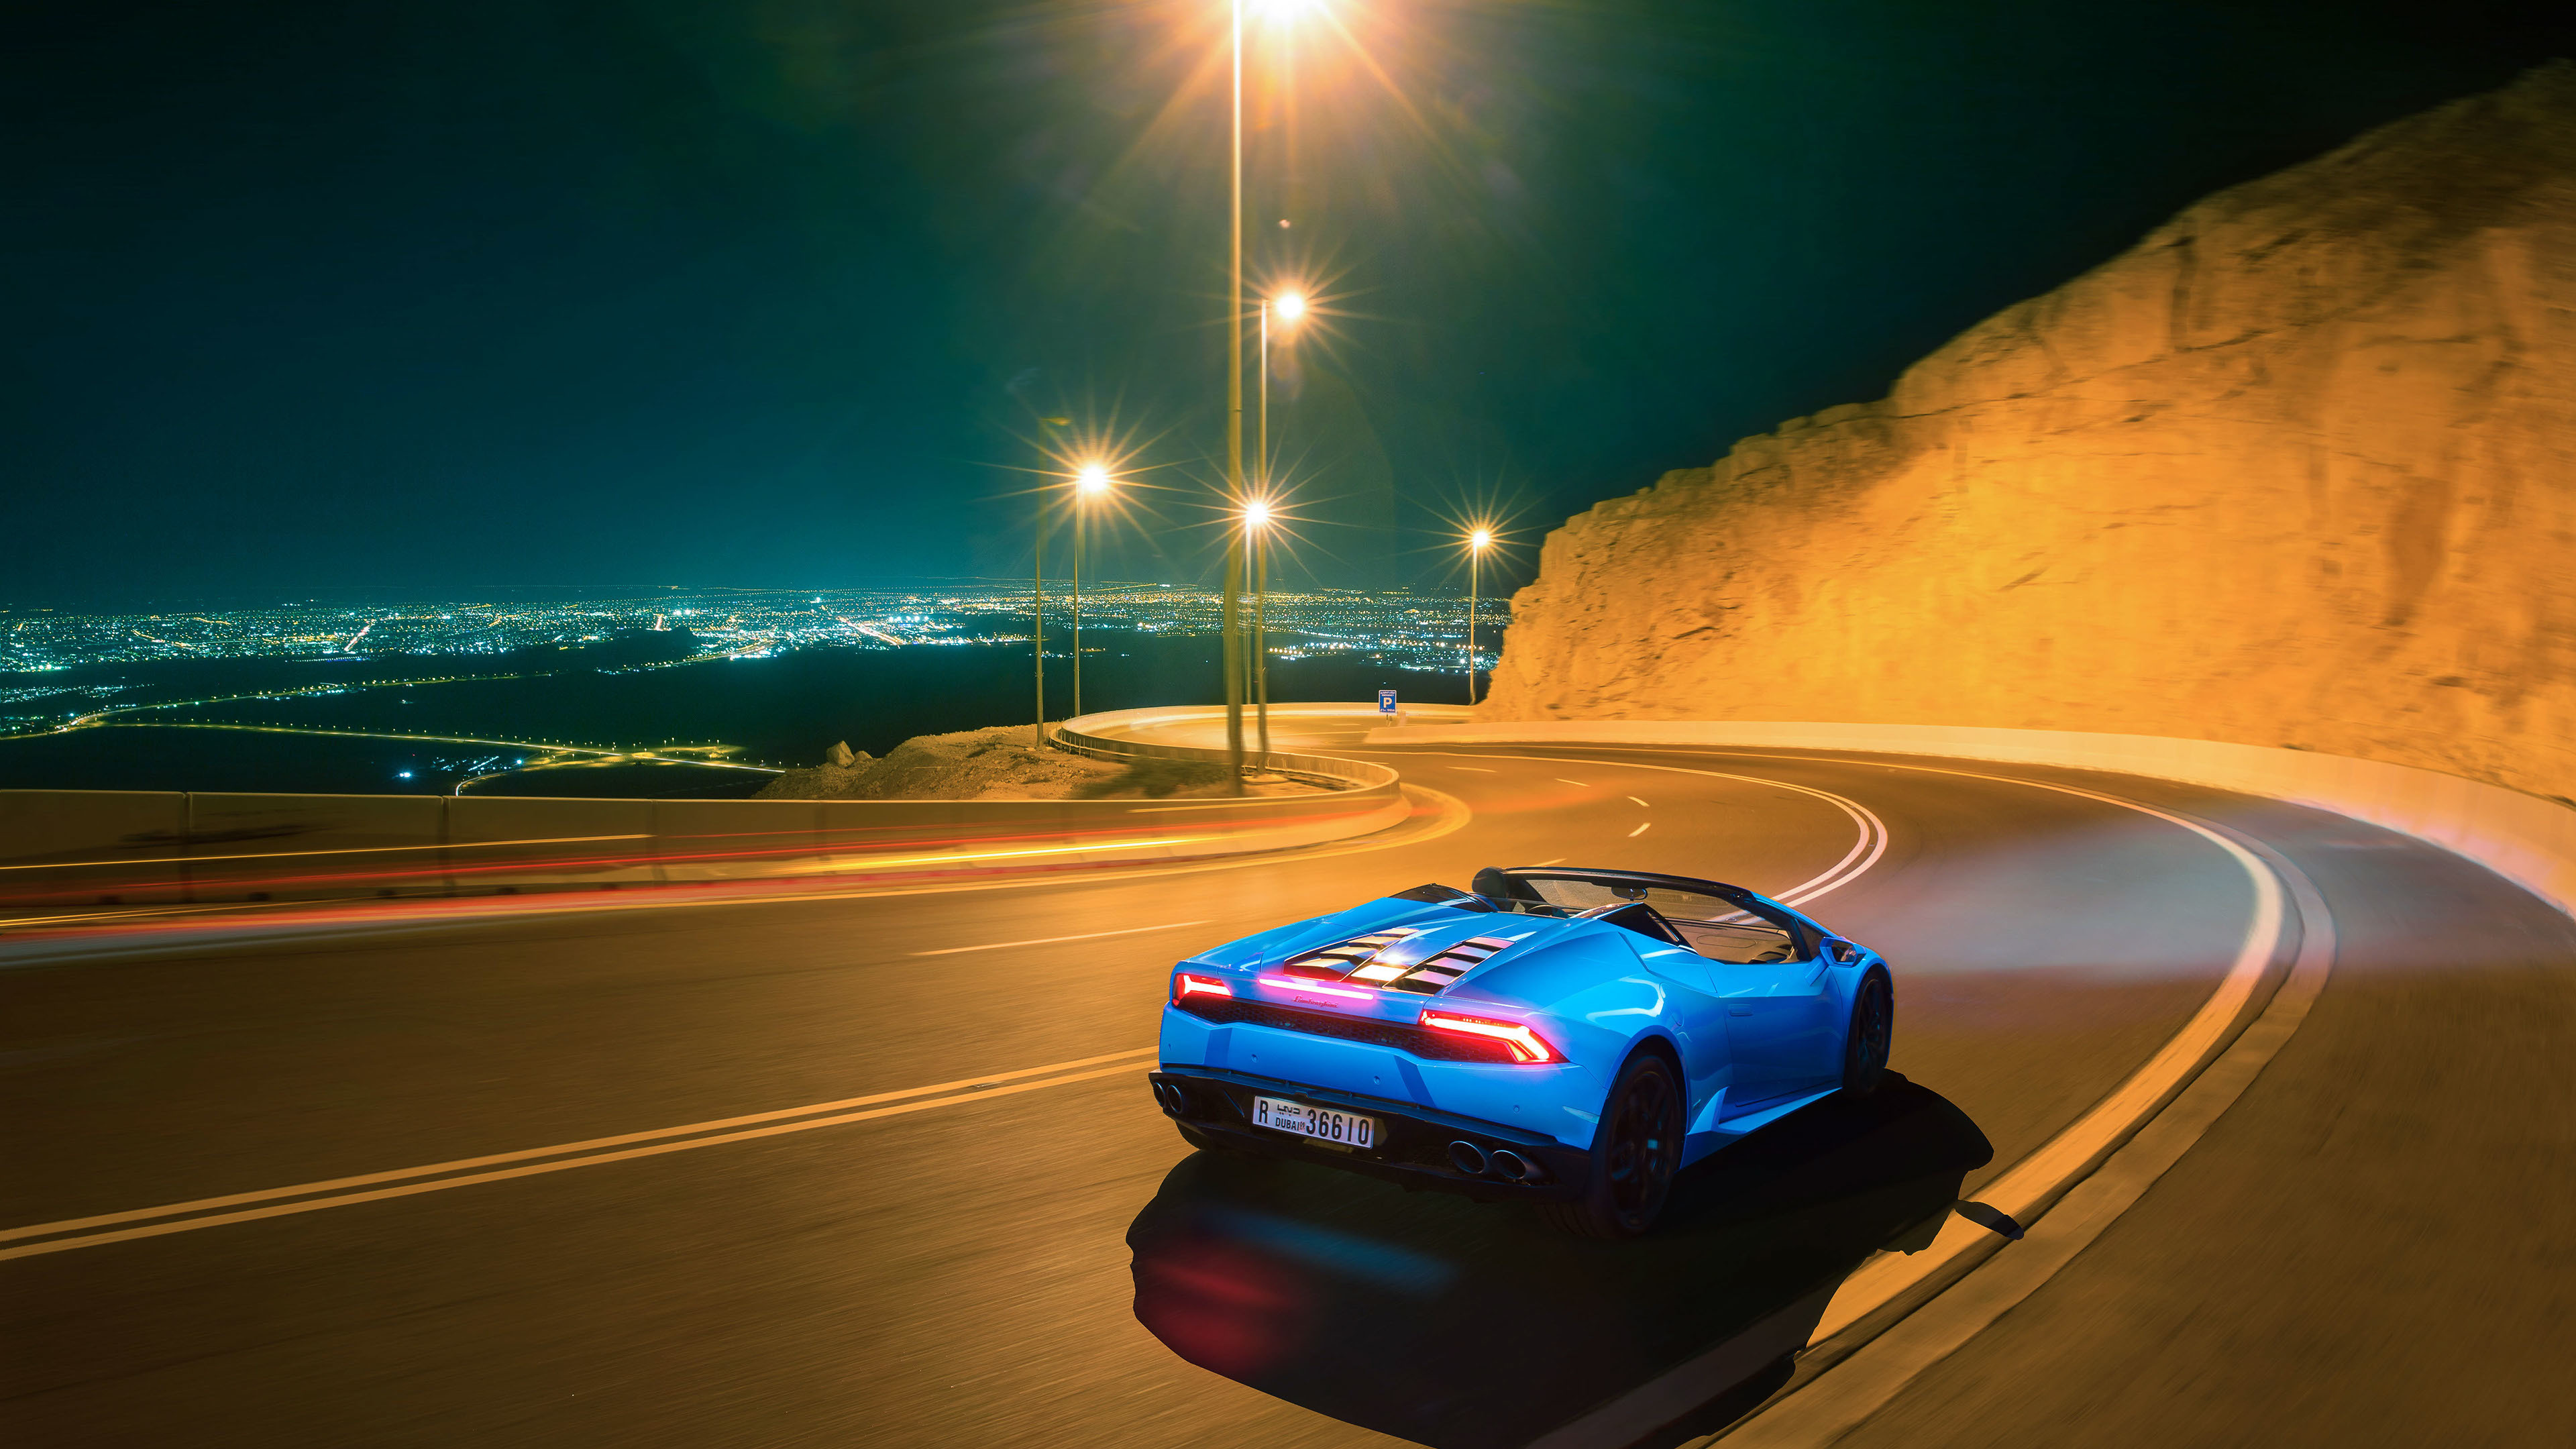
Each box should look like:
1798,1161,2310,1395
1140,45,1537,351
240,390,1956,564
1542,1051,1683,1240
1841,971,1894,1095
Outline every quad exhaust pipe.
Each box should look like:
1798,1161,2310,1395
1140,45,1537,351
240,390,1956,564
1448,1140,1546,1184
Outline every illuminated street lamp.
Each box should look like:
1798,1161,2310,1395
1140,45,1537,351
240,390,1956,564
1220,1,1322,788
1073,463,1113,718
1466,528,1493,706
1243,498,1276,763
1250,288,1305,761
1258,289,1306,497
1034,492,1047,749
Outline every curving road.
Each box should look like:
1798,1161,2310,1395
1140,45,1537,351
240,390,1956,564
3,737,2569,1447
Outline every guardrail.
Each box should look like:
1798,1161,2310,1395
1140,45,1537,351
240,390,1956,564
1366,716,2576,920
0,706,1421,910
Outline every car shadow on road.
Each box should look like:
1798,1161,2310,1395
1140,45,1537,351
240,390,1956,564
1127,1075,1992,1449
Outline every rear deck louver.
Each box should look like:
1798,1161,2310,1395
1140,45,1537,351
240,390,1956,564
1281,932,1514,995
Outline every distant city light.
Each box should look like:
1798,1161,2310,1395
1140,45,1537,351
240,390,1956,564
1273,290,1307,323
396,770,413,779
0,584,1513,722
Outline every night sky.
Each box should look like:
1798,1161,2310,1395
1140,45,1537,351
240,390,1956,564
9,1,2572,604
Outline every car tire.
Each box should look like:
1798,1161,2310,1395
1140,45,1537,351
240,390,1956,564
1542,1051,1684,1240
1841,970,1894,1095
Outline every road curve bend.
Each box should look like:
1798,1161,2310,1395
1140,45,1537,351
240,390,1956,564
1,737,2568,1449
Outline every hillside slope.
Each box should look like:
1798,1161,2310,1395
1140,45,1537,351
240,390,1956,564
1483,62,2576,803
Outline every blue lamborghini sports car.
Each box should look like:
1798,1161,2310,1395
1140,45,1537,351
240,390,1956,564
1149,865,1896,1238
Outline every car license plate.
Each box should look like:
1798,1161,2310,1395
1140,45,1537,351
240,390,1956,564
1252,1095,1377,1150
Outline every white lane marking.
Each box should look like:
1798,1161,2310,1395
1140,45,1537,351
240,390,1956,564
0,1047,1157,1254
1416,753,1890,909
1627,822,1652,838
1723,758,2284,1334
1532,857,1567,867
910,920,1208,957
1511,747,2300,1449
1448,765,1495,773
1629,796,1650,808
1720,837,2335,1448
1556,778,1591,787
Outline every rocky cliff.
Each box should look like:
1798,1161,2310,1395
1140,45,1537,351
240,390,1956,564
1483,62,2576,804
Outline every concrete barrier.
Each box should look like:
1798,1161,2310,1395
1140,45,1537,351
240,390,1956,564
184,792,453,901
0,704,1422,908
1365,718,2576,920
0,791,193,905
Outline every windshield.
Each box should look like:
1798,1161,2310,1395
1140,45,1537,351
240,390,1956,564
1493,869,1807,965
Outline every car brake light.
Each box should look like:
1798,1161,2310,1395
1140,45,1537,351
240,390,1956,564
1173,971,1234,1003
1418,1010,1565,1065
1257,975,1374,1002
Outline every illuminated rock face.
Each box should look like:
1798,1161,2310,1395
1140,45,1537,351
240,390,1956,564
1483,62,2576,802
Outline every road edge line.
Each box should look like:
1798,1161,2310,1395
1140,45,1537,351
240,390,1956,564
1702,826,2336,1447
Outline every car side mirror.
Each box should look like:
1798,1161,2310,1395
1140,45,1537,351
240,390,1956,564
1827,939,1862,964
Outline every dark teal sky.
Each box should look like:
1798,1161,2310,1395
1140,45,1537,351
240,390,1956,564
7,1,2569,603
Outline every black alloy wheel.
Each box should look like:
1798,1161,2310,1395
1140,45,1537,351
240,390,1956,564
1841,971,1894,1095
1544,1053,1684,1239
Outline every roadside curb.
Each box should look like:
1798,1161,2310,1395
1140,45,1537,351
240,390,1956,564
1515,758,2319,1448
1705,824,2337,1446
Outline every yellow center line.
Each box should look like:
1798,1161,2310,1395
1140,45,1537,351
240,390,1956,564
1,1046,1157,1250
2,1061,1152,1263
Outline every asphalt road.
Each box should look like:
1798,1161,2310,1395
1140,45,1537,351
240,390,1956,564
3,743,2567,1446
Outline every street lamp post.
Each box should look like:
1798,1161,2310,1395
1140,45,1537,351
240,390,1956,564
1244,500,1274,764
1466,528,1492,706
1074,464,1112,718
1034,498,1047,749
1252,290,1303,764
1220,0,1248,792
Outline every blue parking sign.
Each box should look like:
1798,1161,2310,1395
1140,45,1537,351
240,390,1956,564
1376,689,1398,714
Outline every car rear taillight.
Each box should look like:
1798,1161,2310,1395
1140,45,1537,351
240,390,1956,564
1173,971,1234,1004
1418,1010,1565,1065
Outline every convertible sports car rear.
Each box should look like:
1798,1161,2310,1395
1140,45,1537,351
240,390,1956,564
1150,865,1896,1237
